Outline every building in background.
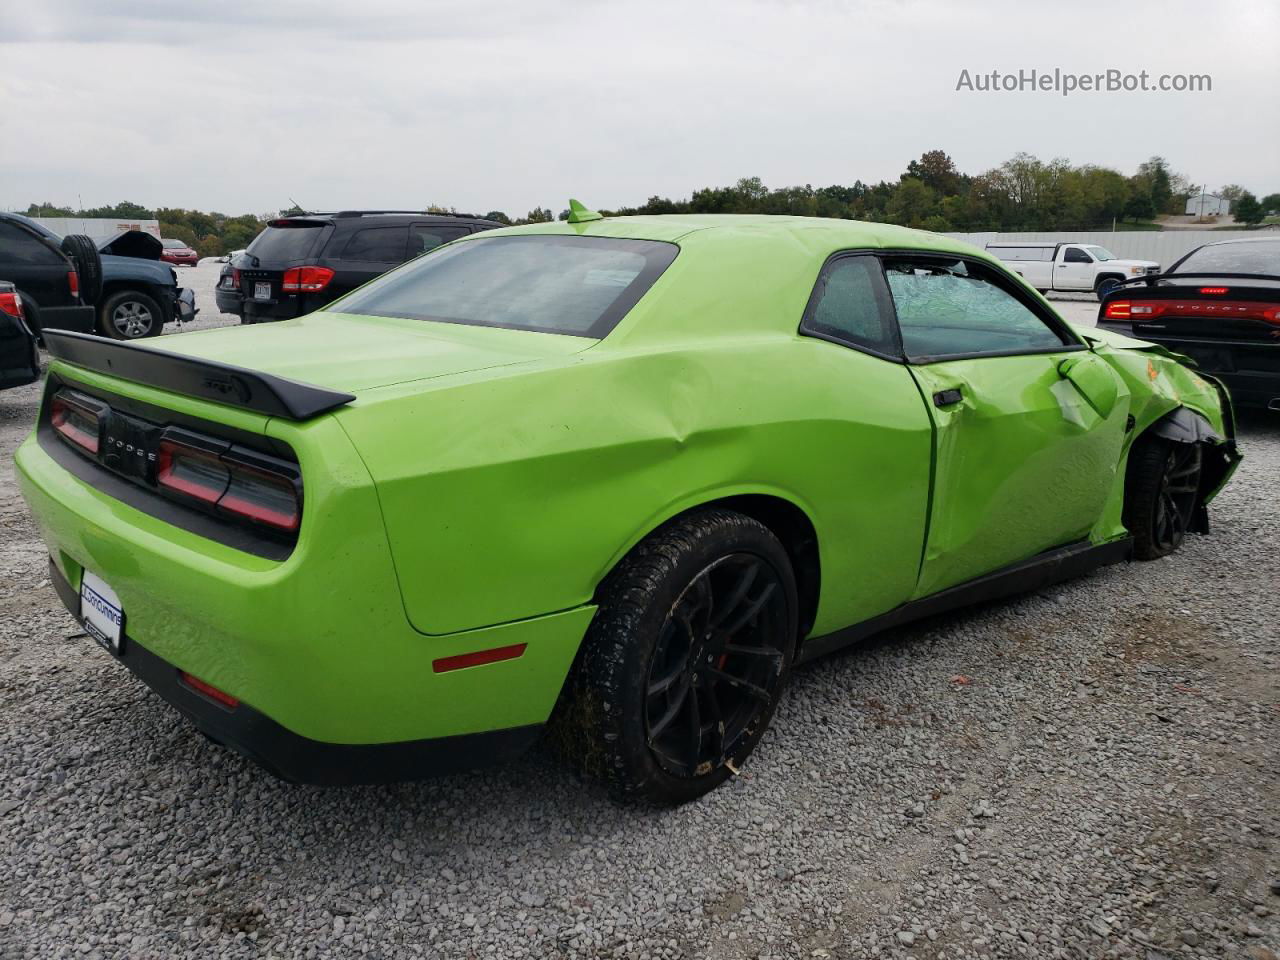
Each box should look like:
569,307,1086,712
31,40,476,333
1185,193,1231,217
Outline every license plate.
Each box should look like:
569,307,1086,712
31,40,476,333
254,282,271,301
80,570,125,655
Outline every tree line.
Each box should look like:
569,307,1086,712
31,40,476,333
21,152,1278,258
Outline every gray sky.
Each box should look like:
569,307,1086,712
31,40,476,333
2,0,1277,216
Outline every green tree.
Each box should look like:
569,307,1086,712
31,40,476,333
1259,193,1280,215
523,207,554,223
885,178,938,228
904,150,963,196
483,210,512,225
1233,192,1264,225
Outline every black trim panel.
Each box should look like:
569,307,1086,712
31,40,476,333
798,538,1133,663
42,330,355,420
49,560,542,785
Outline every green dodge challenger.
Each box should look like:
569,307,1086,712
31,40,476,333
16,208,1239,803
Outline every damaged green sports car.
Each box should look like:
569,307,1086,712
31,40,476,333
17,208,1239,804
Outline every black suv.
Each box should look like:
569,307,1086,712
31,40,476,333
217,211,505,322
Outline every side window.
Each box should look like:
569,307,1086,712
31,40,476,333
341,227,408,262
410,225,470,258
801,255,897,356
883,258,1069,360
0,222,64,265
1063,247,1092,263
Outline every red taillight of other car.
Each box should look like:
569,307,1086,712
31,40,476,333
50,390,105,455
281,266,334,293
1105,298,1280,326
157,433,301,533
0,291,24,319
67,270,79,298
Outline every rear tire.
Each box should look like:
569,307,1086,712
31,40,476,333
1124,437,1203,560
60,235,103,306
552,509,797,805
98,289,163,340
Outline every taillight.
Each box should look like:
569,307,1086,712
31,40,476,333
231,268,241,288
50,390,105,455
157,431,301,533
67,270,79,298
281,266,334,293
179,672,240,709
0,291,24,320
1104,301,1130,319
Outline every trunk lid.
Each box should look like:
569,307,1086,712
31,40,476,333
143,311,592,394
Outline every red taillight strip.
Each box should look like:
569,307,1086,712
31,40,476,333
432,643,528,673
156,440,230,504
51,392,103,454
179,672,240,709
281,266,334,293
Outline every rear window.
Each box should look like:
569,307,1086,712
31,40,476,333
1172,240,1280,277
332,235,678,338
246,222,327,262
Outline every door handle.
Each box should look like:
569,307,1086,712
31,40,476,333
932,388,963,408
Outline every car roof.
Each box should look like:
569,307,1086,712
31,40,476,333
478,214,982,257
271,211,505,228
1196,235,1280,247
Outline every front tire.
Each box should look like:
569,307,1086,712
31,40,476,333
554,510,797,805
1095,276,1123,301
1124,437,1203,560
98,289,163,340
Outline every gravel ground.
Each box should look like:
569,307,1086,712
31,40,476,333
0,268,1276,960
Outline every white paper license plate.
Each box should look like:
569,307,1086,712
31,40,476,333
254,281,271,301
80,570,125,654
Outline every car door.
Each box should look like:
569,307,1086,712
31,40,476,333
0,220,71,315
408,223,471,260
330,225,410,297
1055,245,1094,290
881,254,1128,599
797,254,935,630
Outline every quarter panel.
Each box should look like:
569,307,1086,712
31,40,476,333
339,338,934,637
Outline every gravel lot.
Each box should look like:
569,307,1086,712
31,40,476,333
0,266,1276,960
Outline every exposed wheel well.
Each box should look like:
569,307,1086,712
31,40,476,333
665,494,821,639
1094,272,1125,289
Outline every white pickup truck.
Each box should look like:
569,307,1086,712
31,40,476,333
986,242,1161,300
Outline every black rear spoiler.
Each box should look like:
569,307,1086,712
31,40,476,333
1110,271,1280,291
42,330,355,421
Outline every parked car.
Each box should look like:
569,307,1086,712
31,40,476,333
1098,236,1280,411
159,238,199,267
0,212,96,335
17,211,1238,803
214,211,504,322
0,281,41,390
95,231,198,339
986,242,1160,299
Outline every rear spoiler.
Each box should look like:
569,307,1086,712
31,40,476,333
1110,271,1280,291
42,330,355,420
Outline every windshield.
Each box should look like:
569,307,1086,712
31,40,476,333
1172,239,1280,276
1084,245,1116,261
161,239,187,249
333,234,678,338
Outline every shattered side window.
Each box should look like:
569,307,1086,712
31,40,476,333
883,258,1068,360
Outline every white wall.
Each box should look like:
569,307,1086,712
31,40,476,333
943,230,1268,267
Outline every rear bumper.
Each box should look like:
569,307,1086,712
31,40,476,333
16,413,593,774
47,560,542,784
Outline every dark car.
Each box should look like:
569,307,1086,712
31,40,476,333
159,238,199,267
0,212,96,335
0,281,41,390
95,230,197,339
215,211,504,322
1098,236,1280,411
